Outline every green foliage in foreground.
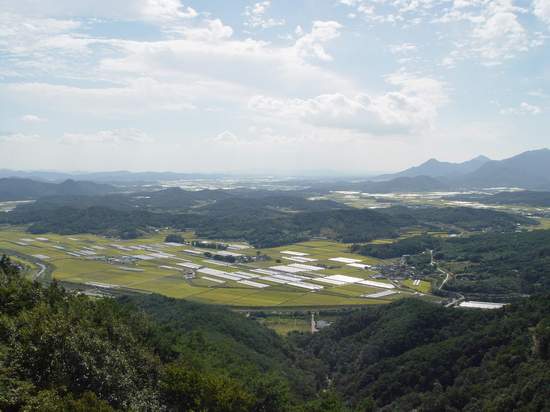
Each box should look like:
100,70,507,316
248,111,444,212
0,255,314,411
1,255,549,411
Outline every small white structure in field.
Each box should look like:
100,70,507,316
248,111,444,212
197,267,242,281
282,256,318,263
459,301,507,310
280,250,309,256
363,290,397,298
358,280,395,289
313,277,347,286
329,257,362,264
270,265,307,274
233,271,261,279
285,281,323,290
32,254,50,260
252,268,281,276
238,280,269,288
324,274,363,284
288,263,324,271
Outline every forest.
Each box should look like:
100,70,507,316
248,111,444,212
0,189,533,247
1,255,549,411
353,230,550,296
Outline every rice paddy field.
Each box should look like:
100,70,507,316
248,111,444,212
0,226,432,308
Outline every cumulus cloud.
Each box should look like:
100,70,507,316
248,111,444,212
533,0,550,24
472,1,529,62
436,0,536,66
95,20,349,97
293,21,342,61
244,1,285,29
60,128,154,144
249,73,448,135
500,102,542,115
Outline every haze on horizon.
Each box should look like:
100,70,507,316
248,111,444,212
1,0,549,174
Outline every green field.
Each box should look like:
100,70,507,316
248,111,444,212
0,226,429,308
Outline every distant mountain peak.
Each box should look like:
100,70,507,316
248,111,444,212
376,154,492,181
471,155,490,162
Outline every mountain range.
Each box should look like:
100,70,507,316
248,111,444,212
0,170,219,183
354,148,550,192
0,178,117,201
375,154,492,181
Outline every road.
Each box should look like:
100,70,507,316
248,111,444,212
438,267,450,290
33,262,47,281
432,255,464,307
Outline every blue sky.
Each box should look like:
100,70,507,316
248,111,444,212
0,0,548,173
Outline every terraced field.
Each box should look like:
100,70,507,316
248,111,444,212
0,226,432,308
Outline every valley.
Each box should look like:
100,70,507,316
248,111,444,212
0,227,433,308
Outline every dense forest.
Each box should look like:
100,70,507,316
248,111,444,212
353,230,550,296
0,189,532,247
2,255,550,411
292,296,550,411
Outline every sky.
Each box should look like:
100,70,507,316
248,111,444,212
0,0,549,174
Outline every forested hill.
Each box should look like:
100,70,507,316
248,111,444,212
0,197,533,246
353,229,550,296
0,178,117,201
0,255,316,411
293,296,550,411
1,255,549,411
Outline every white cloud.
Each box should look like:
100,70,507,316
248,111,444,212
293,21,342,61
95,21,350,96
5,78,200,115
472,4,529,62
180,19,234,41
0,0,197,23
213,130,240,143
20,114,47,123
389,43,417,54
249,73,448,135
60,128,154,145
437,0,534,66
500,102,542,115
244,1,285,29
534,0,550,24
